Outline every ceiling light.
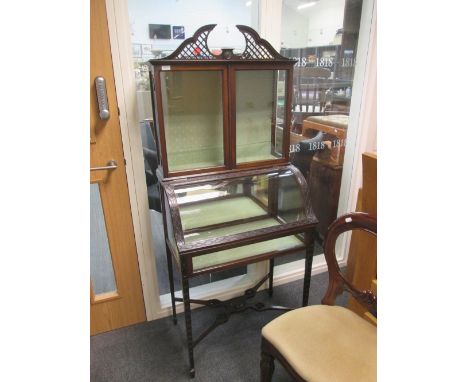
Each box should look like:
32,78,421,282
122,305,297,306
297,2,317,10
246,1,252,6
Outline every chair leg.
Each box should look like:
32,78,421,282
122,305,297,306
302,232,315,307
260,351,275,382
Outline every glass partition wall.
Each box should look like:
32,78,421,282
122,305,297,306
274,0,367,270
127,0,261,300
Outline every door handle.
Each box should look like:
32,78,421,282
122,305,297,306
95,76,110,120
90,160,118,172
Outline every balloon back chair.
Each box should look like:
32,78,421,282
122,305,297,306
260,212,377,382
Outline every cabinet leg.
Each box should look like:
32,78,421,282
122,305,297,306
182,276,195,378
166,244,177,325
268,258,274,297
302,236,315,307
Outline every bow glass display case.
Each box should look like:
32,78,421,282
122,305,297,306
148,24,318,378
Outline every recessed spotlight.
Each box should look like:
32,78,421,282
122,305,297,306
297,2,317,10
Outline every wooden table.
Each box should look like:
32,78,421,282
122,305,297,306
302,114,349,167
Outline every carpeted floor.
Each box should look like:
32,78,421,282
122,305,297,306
91,271,347,382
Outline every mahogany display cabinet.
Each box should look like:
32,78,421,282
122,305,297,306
148,24,318,378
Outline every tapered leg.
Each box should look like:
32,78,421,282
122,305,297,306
302,232,315,307
268,258,274,297
182,276,195,378
166,244,177,324
260,352,275,382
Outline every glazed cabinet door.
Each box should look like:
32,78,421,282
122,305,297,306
155,66,229,176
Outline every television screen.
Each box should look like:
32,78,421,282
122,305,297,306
149,24,171,40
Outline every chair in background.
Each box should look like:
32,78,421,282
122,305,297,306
292,67,331,133
260,212,377,382
140,119,161,212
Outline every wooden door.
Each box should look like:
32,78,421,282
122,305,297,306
90,0,146,335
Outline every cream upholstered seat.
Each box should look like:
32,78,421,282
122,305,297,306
262,305,376,382
260,212,377,382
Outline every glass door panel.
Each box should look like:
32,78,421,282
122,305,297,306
90,183,117,296
160,70,224,172
236,70,286,163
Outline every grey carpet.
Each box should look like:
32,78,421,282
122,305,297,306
91,271,347,382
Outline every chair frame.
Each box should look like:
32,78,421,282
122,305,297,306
260,212,377,382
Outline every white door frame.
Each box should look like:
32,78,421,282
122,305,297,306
105,0,376,321
105,0,161,320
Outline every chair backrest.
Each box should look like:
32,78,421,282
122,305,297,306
293,67,332,118
321,212,377,317
296,66,331,80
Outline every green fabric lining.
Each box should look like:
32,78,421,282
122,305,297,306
179,196,267,231
169,155,223,172
237,142,278,163
193,234,304,270
167,141,276,171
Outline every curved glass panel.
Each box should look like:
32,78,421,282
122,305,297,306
193,235,304,271
171,168,306,246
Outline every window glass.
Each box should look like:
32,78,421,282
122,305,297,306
275,0,364,266
127,0,259,298
128,0,259,122
281,0,362,237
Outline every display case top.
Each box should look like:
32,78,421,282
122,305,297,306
148,24,296,64
162,164,317,259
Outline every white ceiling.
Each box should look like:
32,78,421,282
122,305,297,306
284,0,345,16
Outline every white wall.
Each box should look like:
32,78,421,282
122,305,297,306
280,3,309,48
127,0,258,54
306,0,345,46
